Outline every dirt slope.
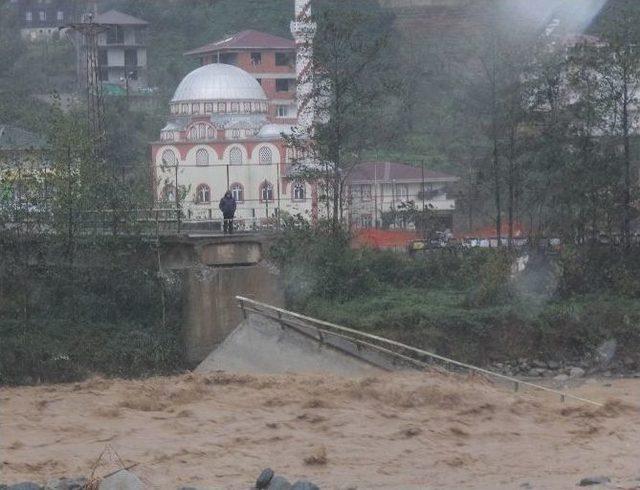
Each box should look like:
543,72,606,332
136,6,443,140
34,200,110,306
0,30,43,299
1,372,639,489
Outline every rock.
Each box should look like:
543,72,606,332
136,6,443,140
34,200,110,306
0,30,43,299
256,469,275,490
547,360,560,370
528,368,545,377
291,482,320,490
267,476,292,490
623,356,637,370
554,374,570,382
532,360,547,369
519,483,533,489
98,470,143,490
8,484,42,490
569,367,585,378
45,478,87,490
596,339,617,365
603,370,613,378
578,476,610,486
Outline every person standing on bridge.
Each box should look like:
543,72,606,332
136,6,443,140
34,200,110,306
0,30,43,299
219,190,237,234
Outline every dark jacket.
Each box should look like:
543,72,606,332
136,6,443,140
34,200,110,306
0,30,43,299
219,193,236,216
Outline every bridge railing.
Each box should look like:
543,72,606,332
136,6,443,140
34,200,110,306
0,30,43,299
236,295,603,407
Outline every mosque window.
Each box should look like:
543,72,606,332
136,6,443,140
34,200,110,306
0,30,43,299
231,102,239,112
196,149,209,166
258,147,273,165
243,102,252,112
293,182,306,201
188,127,197,140
204,103,213,114
231,183,244,202
218,102,226,113
207,126,215,139
198,124,206,140
181,103,188,114
195,184,211,204
229,147,243,165
161,149,177,166
192,103,200,114
260,182,274,202
162,184,176,202
232,129,240,139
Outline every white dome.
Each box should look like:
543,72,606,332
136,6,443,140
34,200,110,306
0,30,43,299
172,64,267,102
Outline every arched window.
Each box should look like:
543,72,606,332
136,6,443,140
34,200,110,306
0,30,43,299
258,146,273,165
196,148,209,166
231,183,244,202
162,184,176,202
229,147,243,165
232,129,240,139
293,182,306,201
260,181,274,202
195,184,211,204
198,124,206,140
161,149,176,166
207,126,215,139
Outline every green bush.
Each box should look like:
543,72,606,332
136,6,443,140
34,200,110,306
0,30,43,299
0,236,186,385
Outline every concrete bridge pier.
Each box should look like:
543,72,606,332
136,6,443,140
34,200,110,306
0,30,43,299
161,235,284,364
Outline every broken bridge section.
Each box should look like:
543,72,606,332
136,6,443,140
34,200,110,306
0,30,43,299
160,235,284,364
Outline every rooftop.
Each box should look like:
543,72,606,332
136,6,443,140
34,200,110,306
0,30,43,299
348,162,458,183
94,10,148,26
184,30,294,57
0,125,47,151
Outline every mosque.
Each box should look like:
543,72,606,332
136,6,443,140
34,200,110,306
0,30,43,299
150,0,318,227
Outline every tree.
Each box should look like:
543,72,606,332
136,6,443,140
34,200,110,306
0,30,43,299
285,0,402,233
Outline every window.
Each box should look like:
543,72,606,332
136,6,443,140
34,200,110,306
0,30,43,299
220,52,237,65
258,147,273,165
396,184,409,201
181,103,188,114
218,102,226,113
230,102,239,112
191,103,200,115
231,129,240,139
275,52,293,66
207,126,215,139
198,123,206,139
196,184,211,204
243,102,252,112
231,183,244,202
106,25,124,44
260,182,274,202
161,149,177,166
39,11,46,21
360,214,373,228
204,102,213,114
57,11,64,21
229,147,243,165
276,79,290,92
360,184,372,201
26,11,32,22
124,49,138,67
251,52,262,65
277,106,289,118
293,183,306,201
162,184,176,202
196,149,209,166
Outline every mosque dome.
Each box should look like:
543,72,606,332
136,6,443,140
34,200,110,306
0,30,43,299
172,64,267,103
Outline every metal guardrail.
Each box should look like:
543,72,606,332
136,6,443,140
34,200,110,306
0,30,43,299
236,296,603,407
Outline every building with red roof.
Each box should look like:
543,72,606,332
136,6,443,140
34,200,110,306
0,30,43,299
185,30,297,123
347,161,459,230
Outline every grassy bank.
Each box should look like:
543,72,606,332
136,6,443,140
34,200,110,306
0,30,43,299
270,222,640,366
0,237,186,385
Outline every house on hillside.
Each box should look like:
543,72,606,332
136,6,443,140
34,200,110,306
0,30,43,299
95,10,149,91
346,161,458,230
0,125,50,210
10,0,81,40
184,30,298,124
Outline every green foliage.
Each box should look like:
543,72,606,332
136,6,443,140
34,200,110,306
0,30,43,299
0,236,186,385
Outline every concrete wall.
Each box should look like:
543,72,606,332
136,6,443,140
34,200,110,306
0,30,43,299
161,235,284,364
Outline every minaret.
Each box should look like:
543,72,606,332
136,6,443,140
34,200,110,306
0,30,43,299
291,0,317,133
